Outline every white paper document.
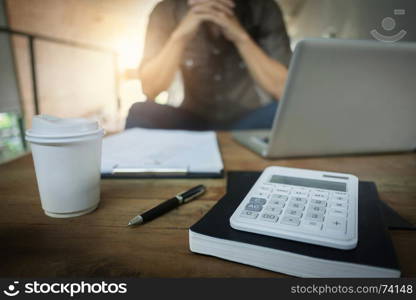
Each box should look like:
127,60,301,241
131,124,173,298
101,128,223,176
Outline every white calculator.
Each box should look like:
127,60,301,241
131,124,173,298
229,166,358,250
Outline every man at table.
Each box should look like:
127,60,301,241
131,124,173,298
126,0,292,130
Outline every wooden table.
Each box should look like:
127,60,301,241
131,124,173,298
1,132,415,277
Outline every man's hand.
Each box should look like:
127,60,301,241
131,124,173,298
201,12,248,45
173,0,235,44
171,10,204,44
188,0,248,45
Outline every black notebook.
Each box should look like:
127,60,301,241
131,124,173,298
189,171,401,277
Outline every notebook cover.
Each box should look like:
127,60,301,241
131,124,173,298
378,200,415,230
190,171,400,271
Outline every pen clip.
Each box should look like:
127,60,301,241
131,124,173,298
176,185,206,204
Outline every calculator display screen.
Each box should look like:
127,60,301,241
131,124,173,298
270,175,346,192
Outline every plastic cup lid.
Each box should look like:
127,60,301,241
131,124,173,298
26,115,102,139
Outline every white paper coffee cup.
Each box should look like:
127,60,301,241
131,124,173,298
25,115,104,218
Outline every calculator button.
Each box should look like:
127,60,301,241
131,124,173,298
287,202,305,211
281,216,300,226
331,194,348,202
274,186,291,194
245,203,263,212
324,216,346,233
307,205,326,214
259,186,272,192
328,208,347,218
249,197,267,205
240,210,259,219
305,211,324,222
302,220,323,231
290,196,307,204
271,194,288,201
260,213,279,222
329,201,347,210
292,189,308,197
311,191,329,200
285,208,303,218
269,199,285,208
310,199,327,207
265,206,282,214
255,191,269,198
333,191,348,196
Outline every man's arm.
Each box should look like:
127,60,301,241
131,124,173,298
140,0,235,99
235,32,288,100
140,31,188,100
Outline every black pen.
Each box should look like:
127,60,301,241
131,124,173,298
127,184,206,226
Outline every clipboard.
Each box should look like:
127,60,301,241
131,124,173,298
100,128,224,179
101,166,224,179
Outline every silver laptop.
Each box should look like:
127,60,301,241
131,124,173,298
233,38,416,158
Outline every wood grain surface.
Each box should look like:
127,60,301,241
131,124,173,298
0,132,415,277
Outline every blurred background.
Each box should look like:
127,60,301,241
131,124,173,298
1,0,415,163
